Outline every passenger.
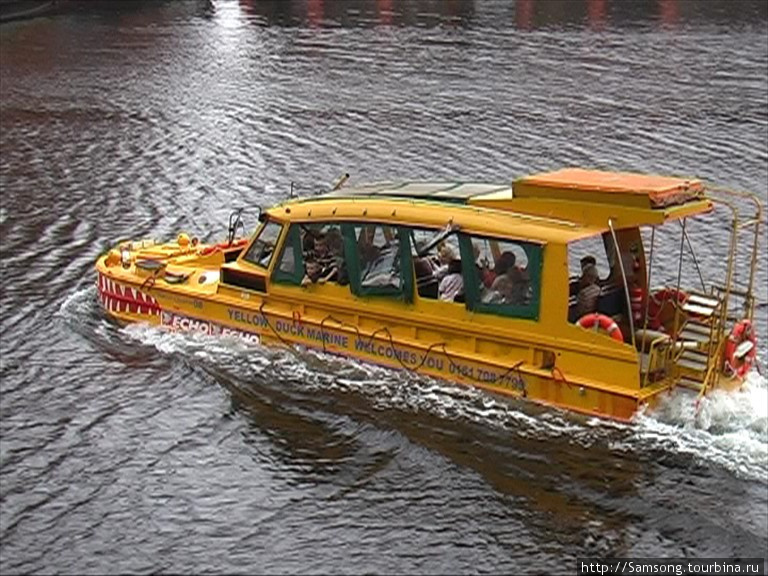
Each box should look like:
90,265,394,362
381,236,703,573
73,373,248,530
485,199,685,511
325,229,349,285
579,255,597,288
301,259,323,286
301,232,344,285
314,233,343,284
358,226,380,267
412,241,439,297
414,256,434,281
576,263,601,317
433,243,455,281
474,243,495,288
490,251,529,305
302,230,316,256
438,259,464,302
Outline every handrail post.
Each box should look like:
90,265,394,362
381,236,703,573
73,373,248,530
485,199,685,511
672,218,687,346
642,226,655,337
608,219,635,350
707,185,763,324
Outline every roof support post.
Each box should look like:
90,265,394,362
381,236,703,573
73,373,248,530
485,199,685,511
608,218,635,349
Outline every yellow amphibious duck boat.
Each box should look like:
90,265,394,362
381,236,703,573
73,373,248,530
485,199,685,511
95,169,763,422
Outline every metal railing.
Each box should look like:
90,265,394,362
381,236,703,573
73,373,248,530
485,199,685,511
639,184,763,393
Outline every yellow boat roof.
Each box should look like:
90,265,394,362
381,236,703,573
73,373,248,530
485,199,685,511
273,194,597,245
280,168,714,243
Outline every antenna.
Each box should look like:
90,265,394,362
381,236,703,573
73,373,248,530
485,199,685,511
331,173,350,191
290,182,295,198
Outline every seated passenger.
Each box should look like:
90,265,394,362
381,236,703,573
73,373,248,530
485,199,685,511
413,244,439,298
301,233,344,286
324,229,349,285
414,257,434,280
358,227,381,268
473,243,495,288
576,263,601,317
433,243,455,281
302,230,316,255
302,259,323,286
490,251,529,305
578,255,598,288
438,259,464,302
307,233,341,283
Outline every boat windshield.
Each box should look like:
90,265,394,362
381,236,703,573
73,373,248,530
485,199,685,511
242,220,283,269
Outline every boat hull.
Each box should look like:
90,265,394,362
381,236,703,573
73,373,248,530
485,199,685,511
96,267,668,423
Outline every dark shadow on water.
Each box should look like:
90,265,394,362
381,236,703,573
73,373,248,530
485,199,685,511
206,350,647,555
216,361,767,559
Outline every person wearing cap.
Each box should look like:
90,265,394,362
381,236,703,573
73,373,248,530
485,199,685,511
576,262,601,317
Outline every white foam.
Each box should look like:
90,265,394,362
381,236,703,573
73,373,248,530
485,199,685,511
628,371,768,480
58,285,98,318
111,315,767,481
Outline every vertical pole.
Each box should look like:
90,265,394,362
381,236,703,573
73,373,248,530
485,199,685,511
671,218,687,343
608,219,635,349
642,226,656,334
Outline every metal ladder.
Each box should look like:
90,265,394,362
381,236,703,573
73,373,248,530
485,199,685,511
673,292,723,393
674,185,763,397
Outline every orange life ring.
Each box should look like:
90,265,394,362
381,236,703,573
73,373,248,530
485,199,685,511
646,288,688,329
578,313,624,342
723,319,757,378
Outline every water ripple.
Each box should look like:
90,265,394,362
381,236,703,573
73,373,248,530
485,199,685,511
1,1,766,573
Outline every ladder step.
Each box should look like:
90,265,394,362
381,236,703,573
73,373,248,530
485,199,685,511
682,302,716,317
682,321,712,335
687,293,720,308
678,358,708,371
674,340,700,351
678,330,711,344
681,347,709,360
678,349,709,371
712,284,751,299
677,376,704,392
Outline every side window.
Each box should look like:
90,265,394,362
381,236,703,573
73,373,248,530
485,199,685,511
409,227,463,302
273,223,352,287
342,223,412,301
359,224,400,290
567,235,614,323
460,234,542,320
272,224,303,284
299,223,349,286
242,220,283,269
568,236,611,285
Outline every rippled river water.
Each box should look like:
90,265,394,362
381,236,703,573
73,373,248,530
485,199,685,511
1,1,766,574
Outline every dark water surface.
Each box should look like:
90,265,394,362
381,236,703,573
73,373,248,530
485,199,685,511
1,1,767,574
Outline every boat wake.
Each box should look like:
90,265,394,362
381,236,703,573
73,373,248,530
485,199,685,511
627,374,767,481
60,285,768,482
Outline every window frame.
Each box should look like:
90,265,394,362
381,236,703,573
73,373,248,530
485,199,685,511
241,219,284,270
458,233,543,321
271,223,305,285
341,222,413,303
